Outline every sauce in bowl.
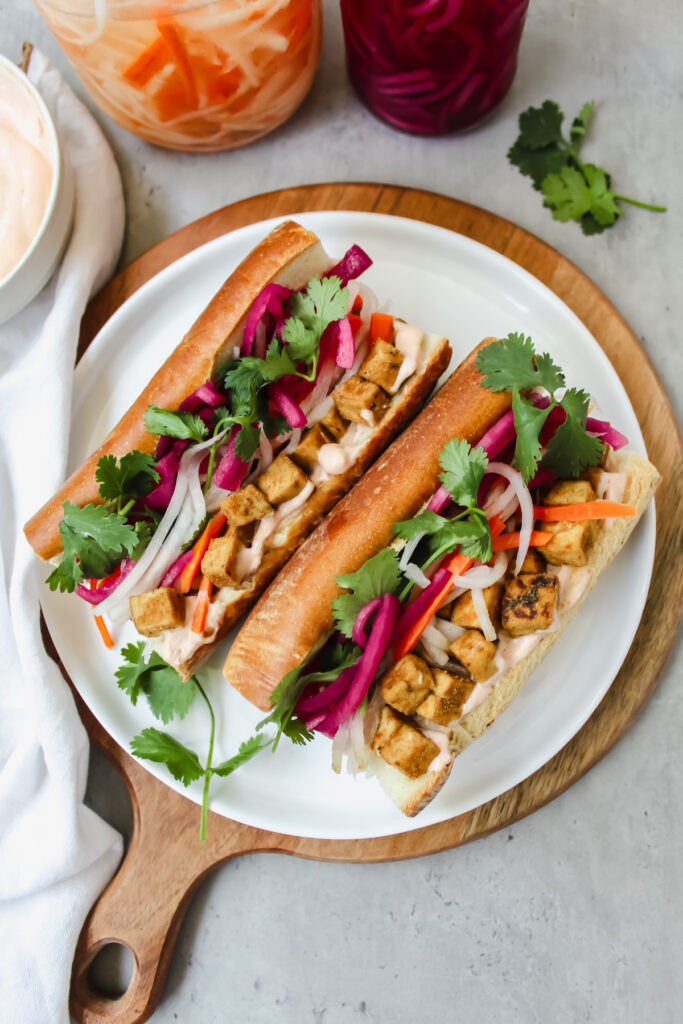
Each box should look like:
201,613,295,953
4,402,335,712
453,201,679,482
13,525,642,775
0,62,54,283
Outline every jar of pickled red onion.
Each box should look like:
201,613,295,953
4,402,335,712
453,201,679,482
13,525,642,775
340,0,529,135
33,0,322,152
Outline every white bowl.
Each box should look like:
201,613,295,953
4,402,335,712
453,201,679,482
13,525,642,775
0,54,75,324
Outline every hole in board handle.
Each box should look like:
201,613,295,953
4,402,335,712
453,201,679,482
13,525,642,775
87,941,136,1000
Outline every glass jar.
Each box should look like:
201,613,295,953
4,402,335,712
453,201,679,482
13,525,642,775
339,0,529,135
34,0,322,151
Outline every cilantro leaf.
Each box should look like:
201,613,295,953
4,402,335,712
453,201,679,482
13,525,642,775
509,97,666,232
234,422,261,463
131,520,153,561
289,275,349,337
541,388,605,477
96,451,159,503
396,510,492,565
144,405,208,443
476,333,565,396
393,509,446,541
438,438,488,508
46,502,141,592
332,550,403,638
116,642,197,723
570,100,595,144
130,728,204,786
511,388,551,481
212,735,271,777
281,317,319,365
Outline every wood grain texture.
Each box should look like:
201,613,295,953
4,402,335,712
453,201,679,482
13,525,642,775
60,183,682,1024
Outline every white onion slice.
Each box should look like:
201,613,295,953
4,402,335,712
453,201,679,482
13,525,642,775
98,429,228,622
280,427,303,456
331,719,350,774
417,636,449,667
403,562,431,589
457,550,509,590
399,530,425,572
484,461,534,575
471,587,497,641
485,481,517,518
422,622,450,652
432,618,466,643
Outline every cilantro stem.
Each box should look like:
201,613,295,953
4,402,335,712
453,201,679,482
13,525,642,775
119,498,136,518
613,195,667,212
195,678,216,842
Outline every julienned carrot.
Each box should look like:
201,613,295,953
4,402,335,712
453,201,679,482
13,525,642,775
348,312,363,335
393,516,505,660
179,512,227,594
122,36,169,86
492,530,553,551
192,575,213,634
369,312,394,344
156,20,198,108
94,615,114,649
533,501,636,522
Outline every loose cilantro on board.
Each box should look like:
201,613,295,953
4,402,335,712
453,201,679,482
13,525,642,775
119,644,269,841
508,99,666,234
476,333,605,482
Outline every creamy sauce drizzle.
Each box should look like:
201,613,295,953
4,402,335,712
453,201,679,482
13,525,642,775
0,65,54,281
236,480,315,579
390,323,423,393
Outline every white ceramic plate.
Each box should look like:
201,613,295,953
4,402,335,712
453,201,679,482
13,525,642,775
41,211,656,840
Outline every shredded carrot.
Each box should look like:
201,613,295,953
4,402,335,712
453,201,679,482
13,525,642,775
348,312,363,336
191,575,213,634
287,0,314,50
122,36,169,87
156,21,198,109
369,312,394,344
179,512,227,594
393,516,505,660
94,615,114,649
533,501,637,522
492,530,553,551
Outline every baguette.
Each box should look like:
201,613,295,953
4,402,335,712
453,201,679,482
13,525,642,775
25,220,452,680
225,337,511,708
223,333,659,817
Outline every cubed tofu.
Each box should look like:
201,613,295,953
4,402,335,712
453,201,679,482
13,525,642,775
449,630,498,681
257,453,309,506
370,705,403,752
380,654,434,715
291,424,331,474
450,582,503,630
501,573,559,637
583,466,604,492
130,587,186,638
518,548,546,574
416,670,476,726
319,404,348,441
359,339,405,394
201,532,243,587
333,375,390,426
377,721,440,779
542,520,595,567
219,485,272,542
544,479,596,505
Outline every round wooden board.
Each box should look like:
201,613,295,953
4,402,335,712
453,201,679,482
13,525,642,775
64,183,682,1024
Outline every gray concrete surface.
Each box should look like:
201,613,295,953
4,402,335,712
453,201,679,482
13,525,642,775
3,0,681,1021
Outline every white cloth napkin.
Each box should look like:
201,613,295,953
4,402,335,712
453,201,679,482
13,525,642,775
0,50,125,1023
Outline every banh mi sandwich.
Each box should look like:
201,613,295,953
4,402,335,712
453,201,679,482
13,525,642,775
224,333,660,816
24,220,451,679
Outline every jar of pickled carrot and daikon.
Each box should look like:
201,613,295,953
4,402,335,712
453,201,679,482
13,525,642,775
34,0,322,151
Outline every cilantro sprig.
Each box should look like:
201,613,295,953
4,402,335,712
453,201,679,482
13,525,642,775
332,550,404,639
508,99,666,234
476,333,605,482
121,643,269,841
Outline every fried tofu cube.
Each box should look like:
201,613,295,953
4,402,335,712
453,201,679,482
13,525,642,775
544,479,596,505
319,404,348,441
359,339,404,394
449,630,498,681
450,582,503,630
501,573,559,637
380,654,434,715
333,375,390,426
291,424,331,474
257,453,308,506
219,484,272,542
130,587,186,638
416,670,476,726
542,521,595,567
518,548,546,574
370,705,403,752
377,721,440,779
201,532,243,587
583,466,604,492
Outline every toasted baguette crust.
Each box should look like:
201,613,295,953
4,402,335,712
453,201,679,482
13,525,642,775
24,221,324,561
167,333,452,679
224,338,512,709
375,450,660,816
